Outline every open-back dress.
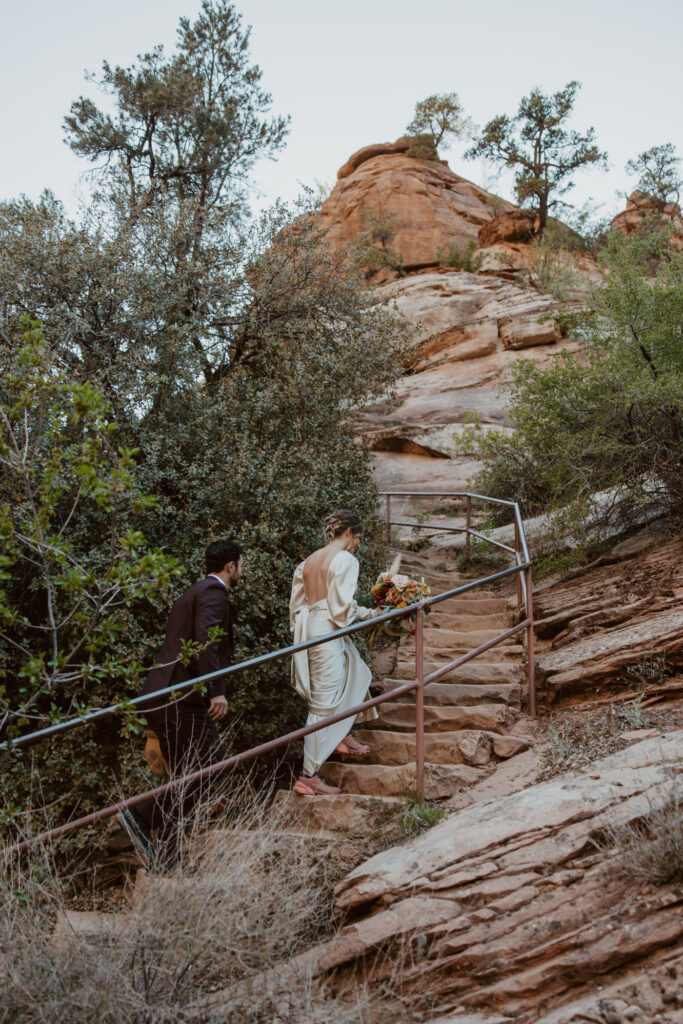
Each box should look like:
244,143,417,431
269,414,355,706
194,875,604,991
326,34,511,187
289,549,378,774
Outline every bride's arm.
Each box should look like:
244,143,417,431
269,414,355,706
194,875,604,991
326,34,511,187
327,552,380,629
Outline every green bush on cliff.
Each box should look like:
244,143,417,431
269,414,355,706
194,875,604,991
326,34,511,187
437,239,483,272
0,1,412,848
459,225,683,540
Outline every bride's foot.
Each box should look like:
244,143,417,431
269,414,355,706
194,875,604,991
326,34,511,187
292,772,341,796
335,733,371,756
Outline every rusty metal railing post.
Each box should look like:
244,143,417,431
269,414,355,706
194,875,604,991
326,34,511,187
514,517,523,613
525,565,536,716
465,495,472,564
415,606,425,802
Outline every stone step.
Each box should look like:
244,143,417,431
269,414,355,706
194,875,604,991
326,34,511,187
324,761,486,799
394,646,523,672
369,702,518,734
348,728,531,767
52,910,126,947
428,612,511,632
432,589,500,606
349,729,495,767
376,677,523,706
402,627,517,650
271,791,400,837
429,597,508,615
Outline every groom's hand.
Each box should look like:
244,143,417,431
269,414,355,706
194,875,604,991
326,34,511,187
208,695,228,721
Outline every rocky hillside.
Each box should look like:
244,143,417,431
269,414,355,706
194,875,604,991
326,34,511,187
318,140,596,504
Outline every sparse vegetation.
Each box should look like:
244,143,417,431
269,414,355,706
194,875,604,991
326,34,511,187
598,780,683,886
538,700,651,781
436,239,484,272
405,93,472,156
398,799,444,836
625,143,681,210
358,206,403,276
0,786,368,1023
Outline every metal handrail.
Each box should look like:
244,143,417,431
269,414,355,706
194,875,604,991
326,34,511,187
2,491,534,858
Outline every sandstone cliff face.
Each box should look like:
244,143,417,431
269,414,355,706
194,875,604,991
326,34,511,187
357,270,581,496
318,139,515,270
319,141,593,504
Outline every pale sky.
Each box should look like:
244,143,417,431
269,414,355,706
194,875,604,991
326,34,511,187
1,0,681,222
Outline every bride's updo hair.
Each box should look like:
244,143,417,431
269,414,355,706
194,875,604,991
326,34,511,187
323,509,363,544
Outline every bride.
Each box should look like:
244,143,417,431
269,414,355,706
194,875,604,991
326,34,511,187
289,509,382,796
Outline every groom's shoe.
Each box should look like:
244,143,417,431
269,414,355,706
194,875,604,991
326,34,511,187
117,807,157,865
293,772,341,796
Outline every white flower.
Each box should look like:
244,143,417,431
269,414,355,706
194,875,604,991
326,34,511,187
391,574,410,590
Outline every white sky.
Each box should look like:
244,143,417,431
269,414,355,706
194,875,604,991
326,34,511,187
1,0,681,222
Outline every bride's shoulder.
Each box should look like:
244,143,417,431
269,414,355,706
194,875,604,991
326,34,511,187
331,549,358,571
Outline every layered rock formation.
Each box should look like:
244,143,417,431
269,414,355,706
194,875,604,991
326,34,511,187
318,141,594,503
318,138,515,270
535,527,683,706
299,733,683,1022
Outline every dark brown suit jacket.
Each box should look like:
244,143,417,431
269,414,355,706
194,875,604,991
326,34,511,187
141,577,234,708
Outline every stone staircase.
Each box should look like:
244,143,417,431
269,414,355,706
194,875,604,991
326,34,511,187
272,544,532,832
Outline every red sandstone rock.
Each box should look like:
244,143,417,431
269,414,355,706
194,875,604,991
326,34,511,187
336,137,412,179
611,189,683,245
319,141,515,270
478,209,537,247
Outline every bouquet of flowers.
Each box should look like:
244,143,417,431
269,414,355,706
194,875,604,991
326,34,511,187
363,555,431,642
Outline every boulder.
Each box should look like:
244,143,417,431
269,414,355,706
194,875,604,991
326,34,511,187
498,313,563,349
478,209,537,247
336,137,412,179
611,189,683,246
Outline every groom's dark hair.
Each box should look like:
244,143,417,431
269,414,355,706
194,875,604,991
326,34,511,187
206,538,242,574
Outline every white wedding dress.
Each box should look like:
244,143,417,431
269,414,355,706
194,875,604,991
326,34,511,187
289,550,378,775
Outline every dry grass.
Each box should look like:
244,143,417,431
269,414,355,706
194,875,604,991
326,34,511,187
599,780,683,887
0,776,370,1023
537,699,651,781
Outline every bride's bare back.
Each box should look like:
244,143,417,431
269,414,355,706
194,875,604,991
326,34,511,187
302,546,341,605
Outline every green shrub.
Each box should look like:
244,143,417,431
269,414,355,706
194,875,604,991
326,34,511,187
436,239,483,272
459,226,683,542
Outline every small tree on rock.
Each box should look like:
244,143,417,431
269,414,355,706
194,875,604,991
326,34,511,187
625,144,681,210
405,93,471,156
466,81,607,233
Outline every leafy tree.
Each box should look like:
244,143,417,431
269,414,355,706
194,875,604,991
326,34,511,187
625,143,681,210
459,226,683,543
466,81,607,233
0,320,180,737
405,93,471,154
0,2,413,844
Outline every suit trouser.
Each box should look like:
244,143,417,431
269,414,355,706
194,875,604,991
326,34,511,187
136,699,225,855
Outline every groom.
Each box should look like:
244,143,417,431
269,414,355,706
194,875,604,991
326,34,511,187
118,538,243,865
